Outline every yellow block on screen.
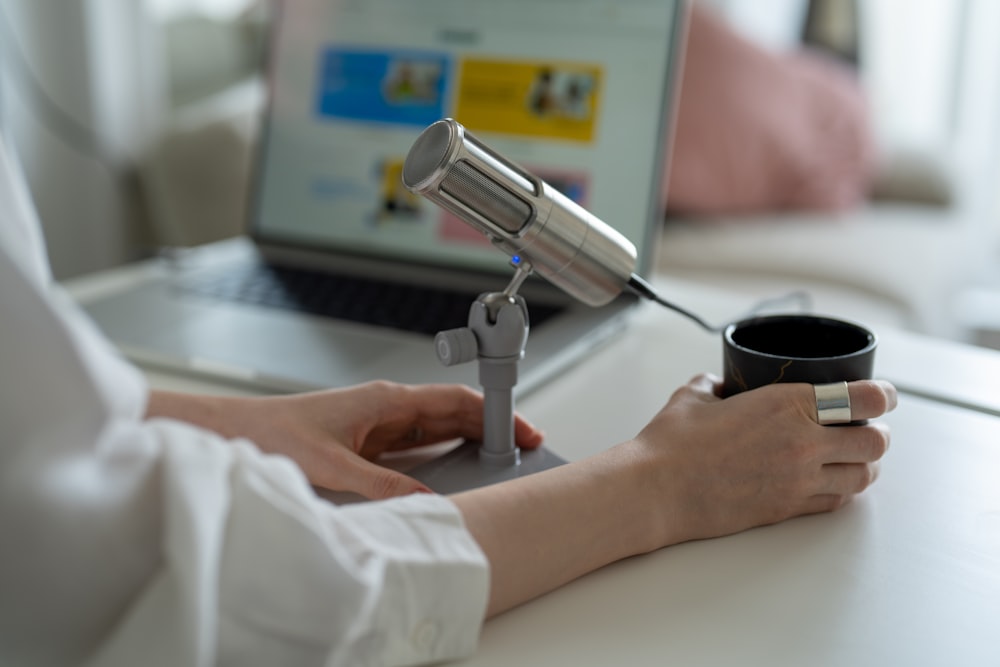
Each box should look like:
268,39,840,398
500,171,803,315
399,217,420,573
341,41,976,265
455,59,602,142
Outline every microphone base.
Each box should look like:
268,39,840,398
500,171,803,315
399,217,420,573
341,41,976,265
407,440,568,494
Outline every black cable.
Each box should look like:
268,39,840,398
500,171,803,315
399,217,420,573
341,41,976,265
626,273,813,333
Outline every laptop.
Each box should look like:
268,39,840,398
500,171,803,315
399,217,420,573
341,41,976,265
83,0,684,395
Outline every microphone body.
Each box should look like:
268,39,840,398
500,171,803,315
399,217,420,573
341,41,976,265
402,118,637,307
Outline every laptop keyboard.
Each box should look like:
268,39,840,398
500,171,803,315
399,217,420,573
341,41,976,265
179,262,563,336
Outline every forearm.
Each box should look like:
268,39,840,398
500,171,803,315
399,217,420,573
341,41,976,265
454,376,896,619
145,389,246,437
450,442,665,618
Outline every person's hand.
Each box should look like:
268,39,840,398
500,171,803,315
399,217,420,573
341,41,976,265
147,382,544,499
632,374,897,547
450,373,896,617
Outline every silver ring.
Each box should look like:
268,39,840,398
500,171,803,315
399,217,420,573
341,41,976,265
814,381,852,425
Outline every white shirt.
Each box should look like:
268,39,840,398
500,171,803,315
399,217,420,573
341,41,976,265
0,135,489,667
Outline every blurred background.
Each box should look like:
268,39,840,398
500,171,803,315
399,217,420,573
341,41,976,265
0,0,998,348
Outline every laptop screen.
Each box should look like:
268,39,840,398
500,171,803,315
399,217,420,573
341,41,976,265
252,0,682,279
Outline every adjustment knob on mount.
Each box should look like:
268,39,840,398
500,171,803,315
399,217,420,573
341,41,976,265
435,328,478,366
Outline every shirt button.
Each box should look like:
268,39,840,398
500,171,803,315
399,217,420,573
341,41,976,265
411,619,440,652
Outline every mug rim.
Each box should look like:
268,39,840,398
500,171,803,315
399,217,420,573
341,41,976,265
723,314,878,361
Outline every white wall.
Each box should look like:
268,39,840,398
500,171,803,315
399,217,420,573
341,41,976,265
699,0,808,51
0,0,165,280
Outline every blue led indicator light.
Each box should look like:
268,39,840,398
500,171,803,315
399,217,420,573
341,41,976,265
512,255,521,265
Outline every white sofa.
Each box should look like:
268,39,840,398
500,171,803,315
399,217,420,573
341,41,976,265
656,201,973,339
652,0,988,340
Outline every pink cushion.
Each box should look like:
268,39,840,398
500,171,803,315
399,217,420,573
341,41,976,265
664,5,876,216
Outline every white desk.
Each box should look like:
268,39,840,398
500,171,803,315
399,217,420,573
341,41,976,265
69,272,1000,666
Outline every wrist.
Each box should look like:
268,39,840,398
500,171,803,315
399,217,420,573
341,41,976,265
145,390,240,437
602,438,689,554
578,441,675,557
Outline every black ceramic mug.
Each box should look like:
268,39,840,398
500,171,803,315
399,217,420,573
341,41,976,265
722,314,877,398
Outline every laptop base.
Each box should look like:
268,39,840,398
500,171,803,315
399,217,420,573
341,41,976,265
406,440,568,494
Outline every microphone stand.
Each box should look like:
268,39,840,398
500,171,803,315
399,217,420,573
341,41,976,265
406,260,568,493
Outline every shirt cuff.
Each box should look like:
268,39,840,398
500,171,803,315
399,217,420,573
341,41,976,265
329,493,490,666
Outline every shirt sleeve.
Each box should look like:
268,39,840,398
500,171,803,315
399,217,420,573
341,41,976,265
0,137,489,667
88,423,490,667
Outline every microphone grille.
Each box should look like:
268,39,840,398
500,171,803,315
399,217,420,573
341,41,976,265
403,118,533,234
442,161,533,233
402,121,453,188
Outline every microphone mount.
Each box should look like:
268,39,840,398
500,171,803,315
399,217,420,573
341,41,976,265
405,258,568,492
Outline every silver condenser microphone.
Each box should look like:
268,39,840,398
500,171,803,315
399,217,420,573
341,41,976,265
402,118,637,307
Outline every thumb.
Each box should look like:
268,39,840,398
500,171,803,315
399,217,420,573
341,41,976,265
337,455,433,500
